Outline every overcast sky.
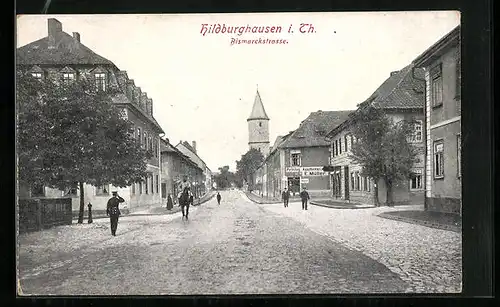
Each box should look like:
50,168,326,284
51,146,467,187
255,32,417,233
16,12,459,172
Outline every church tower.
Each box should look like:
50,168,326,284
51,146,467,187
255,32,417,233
247,89,270,156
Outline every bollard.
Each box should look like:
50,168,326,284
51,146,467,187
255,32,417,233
87,203,93,224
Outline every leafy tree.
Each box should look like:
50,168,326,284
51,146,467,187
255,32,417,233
235,148,264,191
17,72,151,223
214,165,238,189
349,106,419,206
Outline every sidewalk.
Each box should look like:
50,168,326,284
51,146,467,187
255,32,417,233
310,199,375,209
378,210,461,233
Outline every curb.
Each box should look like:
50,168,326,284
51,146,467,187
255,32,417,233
244,193,282,204
377,212,461,233
310,201,376,210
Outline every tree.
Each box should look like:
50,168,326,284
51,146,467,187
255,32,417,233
349,106,419,206
213,165,238,189
17,72,151,223
235,148,264,191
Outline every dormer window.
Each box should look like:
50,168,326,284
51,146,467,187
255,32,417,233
95,73,107,92
62,72,75,85
31,72,43,80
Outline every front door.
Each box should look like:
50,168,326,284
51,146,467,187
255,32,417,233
344,166,350,200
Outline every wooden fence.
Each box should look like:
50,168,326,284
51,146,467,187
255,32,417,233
19,198,73,234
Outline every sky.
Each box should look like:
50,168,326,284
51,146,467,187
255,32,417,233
16,12,460,172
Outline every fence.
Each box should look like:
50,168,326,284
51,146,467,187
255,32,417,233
19,198,73,234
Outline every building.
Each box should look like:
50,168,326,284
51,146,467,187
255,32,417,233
247,90,270,156
254,110,353,198
175,141,210,198
326,64,426,206
16,18,164,214
160,138,203,204
413,26,461,215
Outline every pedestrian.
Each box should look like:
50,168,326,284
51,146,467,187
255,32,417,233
167,193,173,210
282,188,290,208
216,192,221,205
87,203,93,224
106,191,124,236
300,187,310,210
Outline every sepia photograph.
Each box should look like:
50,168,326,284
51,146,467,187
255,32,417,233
16,12,462,295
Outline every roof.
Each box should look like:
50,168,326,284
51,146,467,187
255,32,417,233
413,25,460,67
16,32,115,66
176,142,208,171
270,135,284,152
161,139,201,169
247,90,269,121
279,110,354,148
367,64,425,109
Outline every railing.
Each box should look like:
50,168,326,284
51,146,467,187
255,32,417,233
19,198,73,234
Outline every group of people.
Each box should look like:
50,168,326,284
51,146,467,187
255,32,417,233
282,186,310,210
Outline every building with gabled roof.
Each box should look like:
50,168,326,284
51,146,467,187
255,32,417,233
252,110,353,198
17,18,165,215
326,63,426,206
175,140,212,197
413,25,461,215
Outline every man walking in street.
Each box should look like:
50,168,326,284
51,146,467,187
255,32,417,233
282,187,290,208
106,191,125,236
300,187,310,210
216,192,221,205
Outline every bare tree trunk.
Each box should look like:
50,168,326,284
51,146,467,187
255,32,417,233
77,181,85,224
385,179,394,206
373,178,380,207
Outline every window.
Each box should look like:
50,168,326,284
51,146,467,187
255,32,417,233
62,72,75,85
363,176,368,191
339,138,342,154
31,72,43,80
96,184,109,196
350,172,355,190
434,141,444,178
355,172,360,190
335,140,338,156
259,122,262,127
31,184,45,197
131,182,135,195
457,134,461,177
408,120,423,142
95,73,107,91
431,65,443,107
367,178,371,192
291,153,301,166
156,175,159,193
149,136,153,151
137,127,141,141
150,174,154,194
410,169,423,190
143,132,147,149
145,176,149,194
139,181,143,194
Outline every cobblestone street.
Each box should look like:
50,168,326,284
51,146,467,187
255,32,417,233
18,191,412,295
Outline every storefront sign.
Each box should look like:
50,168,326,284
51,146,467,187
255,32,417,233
300,178,309,183
285,166,301,176
301,166,328,177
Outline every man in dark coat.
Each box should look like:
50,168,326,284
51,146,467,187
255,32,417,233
216,192,221,205
166,193,173,210
282,188,290,208
106,191,125,236
300,187,310,210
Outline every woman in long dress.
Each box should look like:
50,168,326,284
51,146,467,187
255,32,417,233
167,193,173,210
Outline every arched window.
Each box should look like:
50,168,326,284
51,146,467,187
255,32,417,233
259,122,262,127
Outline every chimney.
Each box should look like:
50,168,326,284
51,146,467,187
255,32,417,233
147,98,153,116
140,93,148,112
48,18,63,48
72,32,80,42
192,141,197,152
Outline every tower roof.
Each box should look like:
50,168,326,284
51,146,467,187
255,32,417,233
247,90,269,121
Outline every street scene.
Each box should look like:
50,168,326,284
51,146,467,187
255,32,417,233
16,13,462,295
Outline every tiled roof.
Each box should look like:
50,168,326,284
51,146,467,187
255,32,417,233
176,142,208,171
248,90,269,120
16,32,115,66
368,64,425,109
279,110,354,148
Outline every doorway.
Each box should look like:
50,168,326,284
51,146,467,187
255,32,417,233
344,166,350,200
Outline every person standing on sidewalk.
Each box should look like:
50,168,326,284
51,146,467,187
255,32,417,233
282,188,290,208
216,192,221,205
300,187,310,210
166,193,173,210
106,191,124,236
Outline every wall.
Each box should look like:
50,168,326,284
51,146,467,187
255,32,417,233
248,119,270,155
